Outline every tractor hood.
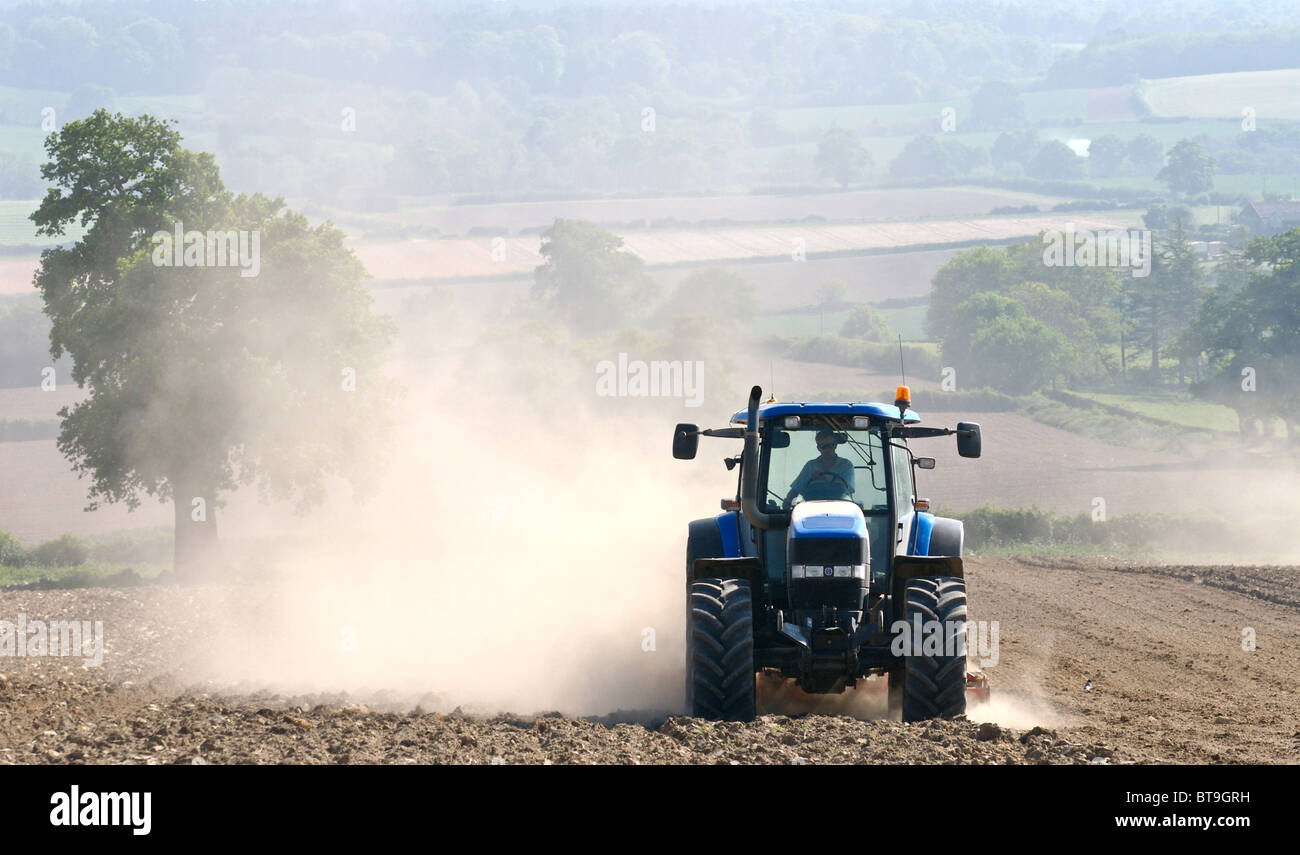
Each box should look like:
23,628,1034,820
789,500,868,539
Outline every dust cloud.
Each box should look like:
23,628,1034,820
171,304,742,717
965,694,1072,730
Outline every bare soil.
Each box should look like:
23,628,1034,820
2,556,1296,765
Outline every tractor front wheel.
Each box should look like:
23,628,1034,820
686,578,756,722
900,576,968,723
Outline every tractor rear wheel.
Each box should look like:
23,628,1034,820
900,576,968,723
686,578,756,721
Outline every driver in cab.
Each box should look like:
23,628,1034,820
783,427,855,507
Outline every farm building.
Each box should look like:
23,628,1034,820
1239,200,1300,235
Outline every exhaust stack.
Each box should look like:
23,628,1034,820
740,385,779,530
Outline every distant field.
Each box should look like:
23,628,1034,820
1072,390,1241,433
0,124,46,160
876,304,928,340
0,256,40,295
1087,170,1296,198
752,309,852,338
1084,86,1140,122
1141,69,1300,119
763,88,1092,135
355,211,1141,280
0,385,82,421
115,93,206,120
0,200,77,246
752,303,929,342
0,85,63,160
0,84,68,114
331,185,1069,238
651,248,958,309
1056,118,1240,147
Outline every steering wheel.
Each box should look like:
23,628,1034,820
810,470,851,490
798,471,853,502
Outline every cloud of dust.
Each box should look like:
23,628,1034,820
757,672,891,720
145,284,1300,719
755,665,1072,729
173,304,739,717
965,692,1072,730
965,630,1074,730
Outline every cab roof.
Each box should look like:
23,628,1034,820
729,402,921,424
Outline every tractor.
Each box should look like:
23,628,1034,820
673,384,987,723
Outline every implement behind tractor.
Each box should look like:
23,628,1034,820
674,385,988,722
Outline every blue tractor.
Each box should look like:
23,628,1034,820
673,385,985,723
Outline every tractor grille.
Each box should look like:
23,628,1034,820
788,577,866,612
789,537,867,566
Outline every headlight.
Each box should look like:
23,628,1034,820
791,564,867,579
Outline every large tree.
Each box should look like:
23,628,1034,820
1131,220,1206,381
1027,139,1085,180
969,81,1026,131
1157,139,1216,197
31,111,394,577
658,267,756,326
1087,134,1127,178
1126,134,1164,173
815,127,872,188
532,218,657,333
1192,227,1300,440
928,240,1122,386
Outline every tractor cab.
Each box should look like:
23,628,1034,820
749,408,913,590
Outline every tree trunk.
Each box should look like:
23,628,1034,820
1150,314,1160,382
172,473,221,581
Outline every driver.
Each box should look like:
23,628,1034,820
784,427,855,507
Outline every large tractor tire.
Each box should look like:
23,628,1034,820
900,576,968,723
686,578,756,721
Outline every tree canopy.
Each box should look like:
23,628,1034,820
31,110,395,576
1158,139,1216,197
532,219,658,334
815,127,872,188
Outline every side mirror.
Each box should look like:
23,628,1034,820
956,422,981,458
915,457,936,470
770,430,791,448
673,423,699,459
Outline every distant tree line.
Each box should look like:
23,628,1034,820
925,222,1300,441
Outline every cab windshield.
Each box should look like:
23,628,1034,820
763,424,890,514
